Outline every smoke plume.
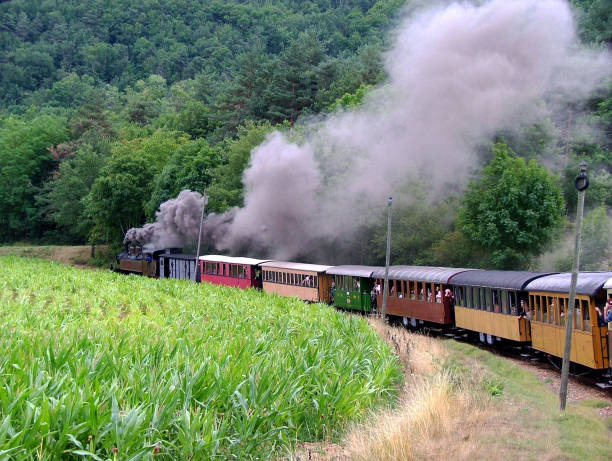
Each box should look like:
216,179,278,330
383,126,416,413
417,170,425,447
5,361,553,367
128,0,611,258
124,190,205,248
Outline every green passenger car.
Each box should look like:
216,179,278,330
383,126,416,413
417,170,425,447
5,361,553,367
326,266,379,312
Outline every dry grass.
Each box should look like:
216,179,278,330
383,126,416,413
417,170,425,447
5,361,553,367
342,318,497,461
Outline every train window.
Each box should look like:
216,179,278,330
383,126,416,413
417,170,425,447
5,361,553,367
464,286,471,308
501,290,509,314
455,286,465,306
491,289,500,313
531,295,537,319
582,300,591,331
540,297,547,323
509,292,517,315
546,297,555,325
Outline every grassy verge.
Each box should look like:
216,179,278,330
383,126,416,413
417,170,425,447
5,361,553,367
333,321,612,461
444,340,612,460
0,244,111,267
0,256,402,459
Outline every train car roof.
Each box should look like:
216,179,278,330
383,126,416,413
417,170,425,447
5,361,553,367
449,270,555,290
259,261,333,273
199,255,274,265
326,265,380,278
371,266,474,283
604,276,612,290
160,253,197,260
525,272,612,296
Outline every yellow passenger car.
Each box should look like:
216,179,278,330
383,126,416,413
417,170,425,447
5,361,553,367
260,261,333,303
450,270,554,343
525,272,612,369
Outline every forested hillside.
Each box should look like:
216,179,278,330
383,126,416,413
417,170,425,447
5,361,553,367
0,0,610,270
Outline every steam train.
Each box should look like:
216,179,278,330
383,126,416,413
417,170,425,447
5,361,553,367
116,245,612,374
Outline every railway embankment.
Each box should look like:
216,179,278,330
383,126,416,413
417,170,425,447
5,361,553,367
296,318,612,460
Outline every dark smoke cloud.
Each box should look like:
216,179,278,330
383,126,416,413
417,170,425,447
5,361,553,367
130,0,610,257
124,190,205,248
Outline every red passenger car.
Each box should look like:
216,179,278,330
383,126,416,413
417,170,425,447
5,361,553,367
199,255,273,289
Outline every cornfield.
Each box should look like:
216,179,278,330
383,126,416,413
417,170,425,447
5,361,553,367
0,256,401,459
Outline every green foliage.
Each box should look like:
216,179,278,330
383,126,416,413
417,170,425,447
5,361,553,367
572,0,612,44
482,376,505,397
145,139,222,218
87,130,190,242
458,143,565,269
329,83,373,111
0,0,405,106
0,256,401,459
43,144,111,243
207,121,277,212
581,205,612,270
0,112,70,242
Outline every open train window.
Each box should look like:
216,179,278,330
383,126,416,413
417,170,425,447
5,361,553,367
581,299,591,331
491,289,500,313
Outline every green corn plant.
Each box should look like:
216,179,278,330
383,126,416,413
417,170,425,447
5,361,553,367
0,255,402,459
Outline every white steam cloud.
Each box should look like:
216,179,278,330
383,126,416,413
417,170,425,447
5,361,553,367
127,0,611,259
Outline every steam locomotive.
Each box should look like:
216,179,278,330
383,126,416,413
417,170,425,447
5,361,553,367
115,247,612,375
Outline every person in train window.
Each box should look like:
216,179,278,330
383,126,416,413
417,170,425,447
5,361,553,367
518,300,530,320
436,287,442,303
559,305,566,326
444,288,455,307
375,282,381,295
605,295,612,323
595,304,612,326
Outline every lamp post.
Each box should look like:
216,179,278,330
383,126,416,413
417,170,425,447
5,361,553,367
559,160,588,411
381,196,392,320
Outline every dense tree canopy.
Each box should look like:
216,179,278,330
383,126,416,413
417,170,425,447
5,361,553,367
458,143,565,269
0,0,609,270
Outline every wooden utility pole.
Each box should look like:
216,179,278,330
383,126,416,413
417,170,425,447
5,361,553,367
381,196,392,320
195,191,208,282
560,161,589,411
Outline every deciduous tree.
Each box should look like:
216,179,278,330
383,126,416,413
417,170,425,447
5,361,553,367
458,142,565,269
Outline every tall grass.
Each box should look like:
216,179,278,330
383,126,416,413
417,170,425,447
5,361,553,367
0,256,402,459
